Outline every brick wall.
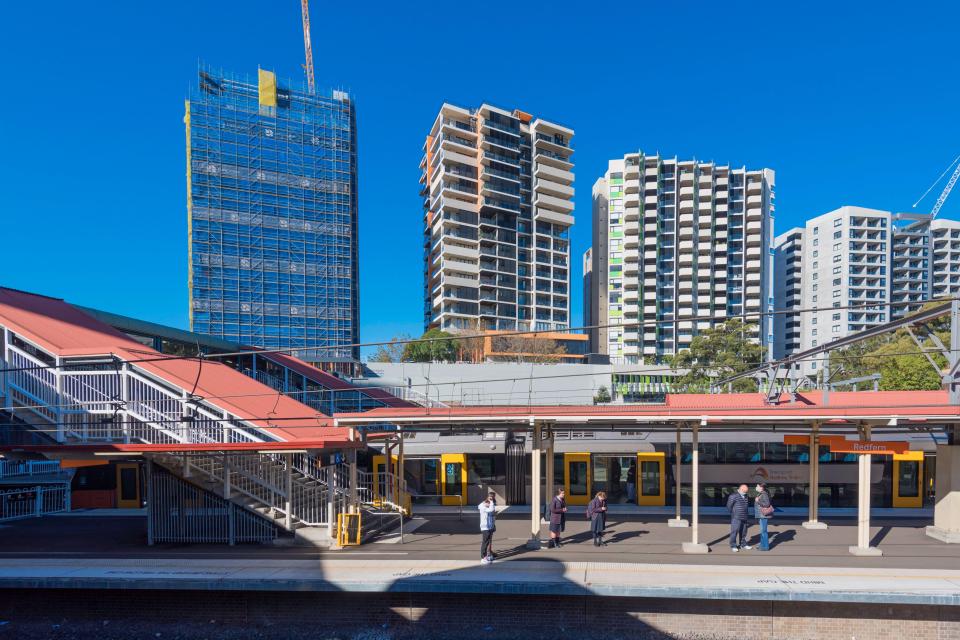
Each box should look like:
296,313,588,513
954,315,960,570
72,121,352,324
1,589,958,640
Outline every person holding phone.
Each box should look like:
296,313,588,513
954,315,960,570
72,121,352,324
478,491,497,564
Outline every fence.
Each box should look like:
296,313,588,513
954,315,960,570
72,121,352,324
0,460,61,478
148,465,278,545
0,485,69,522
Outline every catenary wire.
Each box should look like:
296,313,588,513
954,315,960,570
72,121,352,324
0,297,951,375
2,346,957,415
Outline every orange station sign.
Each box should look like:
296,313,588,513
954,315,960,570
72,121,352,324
782,435,909,455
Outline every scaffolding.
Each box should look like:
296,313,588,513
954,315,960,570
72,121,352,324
187,65,359,362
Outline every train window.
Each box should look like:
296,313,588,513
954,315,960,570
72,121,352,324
569,461,588,496
443,462,462,496
898,461,920,498
468,455,505,485
763,443,789,463
640,461,660,496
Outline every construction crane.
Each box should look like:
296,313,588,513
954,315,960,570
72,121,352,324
913,153,960,219
300,0,315,95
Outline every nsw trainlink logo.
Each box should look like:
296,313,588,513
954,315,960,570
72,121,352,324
751,467,770,482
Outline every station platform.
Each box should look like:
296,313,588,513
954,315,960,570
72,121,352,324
2,512,959,639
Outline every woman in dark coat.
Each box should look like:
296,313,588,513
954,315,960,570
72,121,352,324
586,491,608,546
548,488,567,548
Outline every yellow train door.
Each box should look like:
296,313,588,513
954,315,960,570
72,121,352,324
636,452,666,506
564,453,591,506
115,463,141,509
372,454,398,506
892,451,923,508
440,454,466,506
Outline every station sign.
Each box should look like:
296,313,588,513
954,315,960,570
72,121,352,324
783,434,909,455
828,441,909,455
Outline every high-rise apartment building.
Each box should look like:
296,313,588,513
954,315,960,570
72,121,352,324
891,216,960,317
583,247,593,351
421,103,574,333
784,207,960,376
186,66,359,363
773,228,803,360
930,218,960,299
797,206,891,375
591,155,775,363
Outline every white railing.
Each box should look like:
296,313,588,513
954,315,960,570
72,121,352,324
0,485,69,522
177,453,331,528
0,460,61,478
4,340,267,446
379,385,449,408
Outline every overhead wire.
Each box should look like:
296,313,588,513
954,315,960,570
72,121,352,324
2,345,958,416
0,296,951,376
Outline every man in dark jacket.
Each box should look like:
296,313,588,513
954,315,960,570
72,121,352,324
548,488,567,548
726,483,752,552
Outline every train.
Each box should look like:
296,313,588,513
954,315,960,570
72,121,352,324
371,429,935,510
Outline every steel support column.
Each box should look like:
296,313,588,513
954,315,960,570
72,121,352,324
803,423,828,530
284,453,293,531
526,420,543,549
669,424,688,527
683,421,708,553
850,424,882,556
544,425,554,511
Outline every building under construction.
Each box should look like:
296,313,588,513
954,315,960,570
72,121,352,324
186,64,359,366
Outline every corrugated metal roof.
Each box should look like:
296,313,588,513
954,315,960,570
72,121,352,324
0,288,351,444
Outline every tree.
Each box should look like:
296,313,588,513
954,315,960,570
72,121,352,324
369,334,411,363
830,301,950,391
449,327,486,363
593,385,612,404
671,319,764,393
490,334,567,363
402,329,459,363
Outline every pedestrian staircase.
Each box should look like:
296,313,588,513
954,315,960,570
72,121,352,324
0,324,409,545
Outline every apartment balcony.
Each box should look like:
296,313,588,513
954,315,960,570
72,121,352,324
624,249,641,262
534,147,574,170
746,259,762,272
624,234,640,249
679,294,693,305
534,191,574,213
533,163,574,185
535,207,574,227
679,266,694,279
443,243,480,260
624,206,640,222
534,178,574,200
623,180,640,195
442,272,479,288
678,224,694,240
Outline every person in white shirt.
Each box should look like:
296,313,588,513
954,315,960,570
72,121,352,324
478,491,497,564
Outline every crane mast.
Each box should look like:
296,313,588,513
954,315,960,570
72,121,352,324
914,154,960,220
301,0,315,95
931,161,960,219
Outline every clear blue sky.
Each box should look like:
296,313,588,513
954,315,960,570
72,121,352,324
2,1,958,357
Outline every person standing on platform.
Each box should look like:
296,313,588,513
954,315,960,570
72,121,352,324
754,483,774,551
478,492,497,564
726,483,752,552
548,488,567,548
586,491,608,546
626,462,637,503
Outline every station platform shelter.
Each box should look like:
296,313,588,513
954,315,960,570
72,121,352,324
336,393,960,555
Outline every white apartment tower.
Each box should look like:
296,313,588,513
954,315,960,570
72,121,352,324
421,103,575,333
591,154,775,363
798,206,891,376
773,228,803,360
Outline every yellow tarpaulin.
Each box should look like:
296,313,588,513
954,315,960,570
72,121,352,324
258,69,277,107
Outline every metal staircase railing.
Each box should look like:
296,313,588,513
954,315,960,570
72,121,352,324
0,327,410,537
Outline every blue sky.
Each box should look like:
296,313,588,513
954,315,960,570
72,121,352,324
2,1,958,356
